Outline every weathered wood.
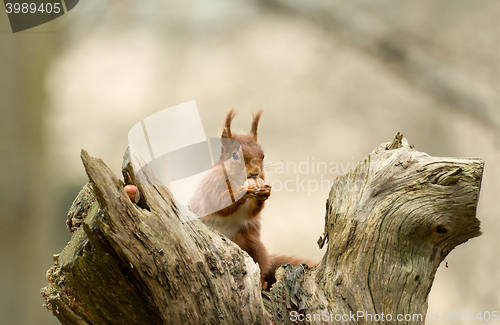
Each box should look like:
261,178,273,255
270,135,483,324
42,134,483,325
42,148,268,325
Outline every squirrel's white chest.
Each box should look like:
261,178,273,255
201,202,253,240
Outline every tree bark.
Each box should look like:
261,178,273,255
0,17,58,325
42,134,483,325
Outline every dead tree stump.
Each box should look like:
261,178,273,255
42,133,483,325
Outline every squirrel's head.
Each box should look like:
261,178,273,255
220,108,265,181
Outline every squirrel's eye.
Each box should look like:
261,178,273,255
232,152,239,160
262,155,265,160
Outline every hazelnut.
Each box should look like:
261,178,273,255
124,185,140,203
244,178,265,188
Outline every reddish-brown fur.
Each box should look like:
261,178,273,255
189,109,314,290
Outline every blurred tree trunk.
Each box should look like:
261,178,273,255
261,0,500,131
42,136,483,324
0,17,59,325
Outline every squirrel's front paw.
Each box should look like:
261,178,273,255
244,178,271,201
234,185,251,200
234,184,260,200
253,184,271,200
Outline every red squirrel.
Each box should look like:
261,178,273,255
188,109,313,289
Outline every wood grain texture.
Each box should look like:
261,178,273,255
42,148,268,325
42,134,483,325
270,134,483,324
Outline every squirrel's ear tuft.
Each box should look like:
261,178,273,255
221,108,237,139
250,109,263,142
221,127,231,139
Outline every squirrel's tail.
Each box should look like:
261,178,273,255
263,254,316,290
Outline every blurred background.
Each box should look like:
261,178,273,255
0,0,498,324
